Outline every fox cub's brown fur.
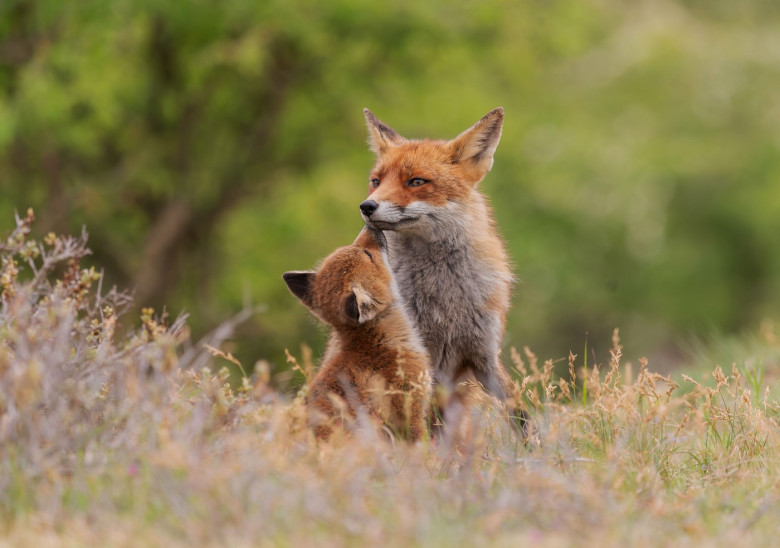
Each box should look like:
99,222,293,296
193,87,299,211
283,227,431,441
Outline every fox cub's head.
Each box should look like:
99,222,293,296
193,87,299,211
283,227,393,328
359,108,503,232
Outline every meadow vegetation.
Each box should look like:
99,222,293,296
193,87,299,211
2,214,779,546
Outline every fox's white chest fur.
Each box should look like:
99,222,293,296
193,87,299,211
386,200,512,391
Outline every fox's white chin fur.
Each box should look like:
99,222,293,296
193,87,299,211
361,201,445,232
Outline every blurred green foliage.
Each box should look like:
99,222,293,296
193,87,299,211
2,0,780,381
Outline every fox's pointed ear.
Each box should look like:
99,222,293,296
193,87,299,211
448,107,504,177
283,271,316,309
348,285,384,324
364,108,404,154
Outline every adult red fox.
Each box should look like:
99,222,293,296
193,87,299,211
283,227,431,441
359,108,522,428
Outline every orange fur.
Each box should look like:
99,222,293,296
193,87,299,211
283,228,431,441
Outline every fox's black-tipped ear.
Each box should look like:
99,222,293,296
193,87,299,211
283,271,316,308
448,107,504,176
364,108,404,154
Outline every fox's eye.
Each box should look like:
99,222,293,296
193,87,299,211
407,178,429,187
370,178,381,188
364,250,373,261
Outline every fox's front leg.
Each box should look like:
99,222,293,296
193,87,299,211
472,359,508,402
408,397,425,442
472,357,528,435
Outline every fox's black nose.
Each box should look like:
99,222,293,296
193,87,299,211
360,200,379,217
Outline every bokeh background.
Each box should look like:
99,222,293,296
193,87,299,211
2,0,779,384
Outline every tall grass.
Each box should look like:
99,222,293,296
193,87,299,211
1,212,779,546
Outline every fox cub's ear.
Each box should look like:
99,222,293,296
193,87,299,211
449,107,504,175
347,285,383,324
283,271,316,308
364,108,404,154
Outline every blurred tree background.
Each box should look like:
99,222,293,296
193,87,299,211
2,0,779,383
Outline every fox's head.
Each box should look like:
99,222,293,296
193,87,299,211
359,108,503,233
283,227,394,328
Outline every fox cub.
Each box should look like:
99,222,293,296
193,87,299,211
283,227,431,441
359,108,523,428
